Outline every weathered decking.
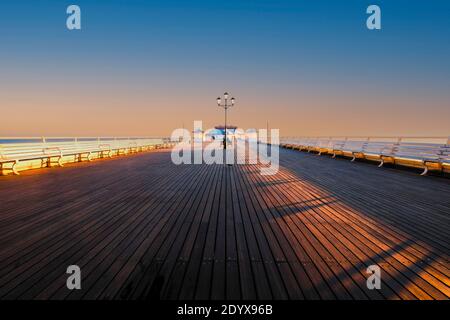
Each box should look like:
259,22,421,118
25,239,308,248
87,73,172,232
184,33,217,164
0,147,449,300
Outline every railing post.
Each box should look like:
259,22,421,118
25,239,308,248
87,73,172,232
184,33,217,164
362,137,370,153
391,137,401,155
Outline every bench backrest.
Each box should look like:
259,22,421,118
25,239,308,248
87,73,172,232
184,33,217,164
0,143,50,160
280,137,450,163
0,138,166,161
363,140,396,155
440,145,450,163
342,139,368,152
393,142,444,161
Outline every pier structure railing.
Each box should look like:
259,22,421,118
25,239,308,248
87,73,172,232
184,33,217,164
279,136,450,175
0,136,175,175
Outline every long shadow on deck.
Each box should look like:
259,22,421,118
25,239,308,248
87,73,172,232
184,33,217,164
253,149,450,299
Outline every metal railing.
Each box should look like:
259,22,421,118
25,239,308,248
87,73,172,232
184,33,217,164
0,136,171,144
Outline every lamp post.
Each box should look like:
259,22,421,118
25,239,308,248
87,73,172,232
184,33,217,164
216,92,235,150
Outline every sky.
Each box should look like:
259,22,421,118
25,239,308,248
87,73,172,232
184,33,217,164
0,0,449,137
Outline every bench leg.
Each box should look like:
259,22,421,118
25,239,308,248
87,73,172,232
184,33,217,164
378,159,384,168
83,152,93,161
420,166,428,176
12,160,20,175
58,156,64,167
351,155,356,162
79,153,88,162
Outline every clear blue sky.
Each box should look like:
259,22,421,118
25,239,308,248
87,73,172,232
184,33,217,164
1,0,449,136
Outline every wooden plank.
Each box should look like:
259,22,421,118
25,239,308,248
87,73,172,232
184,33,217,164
98,159,211,300
2,153,192,299
177,163,222,299
0,146,448,300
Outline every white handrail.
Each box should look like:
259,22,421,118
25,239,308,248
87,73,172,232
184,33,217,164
280,136,450,146
0,136,173,144
280,136,449,139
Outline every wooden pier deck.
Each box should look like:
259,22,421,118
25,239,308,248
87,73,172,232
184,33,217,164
0,147,449,300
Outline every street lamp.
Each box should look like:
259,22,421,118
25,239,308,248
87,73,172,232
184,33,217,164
216,92,235,150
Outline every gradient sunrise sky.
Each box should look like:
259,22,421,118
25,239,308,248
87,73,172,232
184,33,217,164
0,0,449,137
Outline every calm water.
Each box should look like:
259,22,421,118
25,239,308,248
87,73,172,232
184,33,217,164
0,139,43,144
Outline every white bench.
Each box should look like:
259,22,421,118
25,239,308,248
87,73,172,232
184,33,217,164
0,138,171,175
385,142,449,175
0,143,63,175
280,137,450,175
